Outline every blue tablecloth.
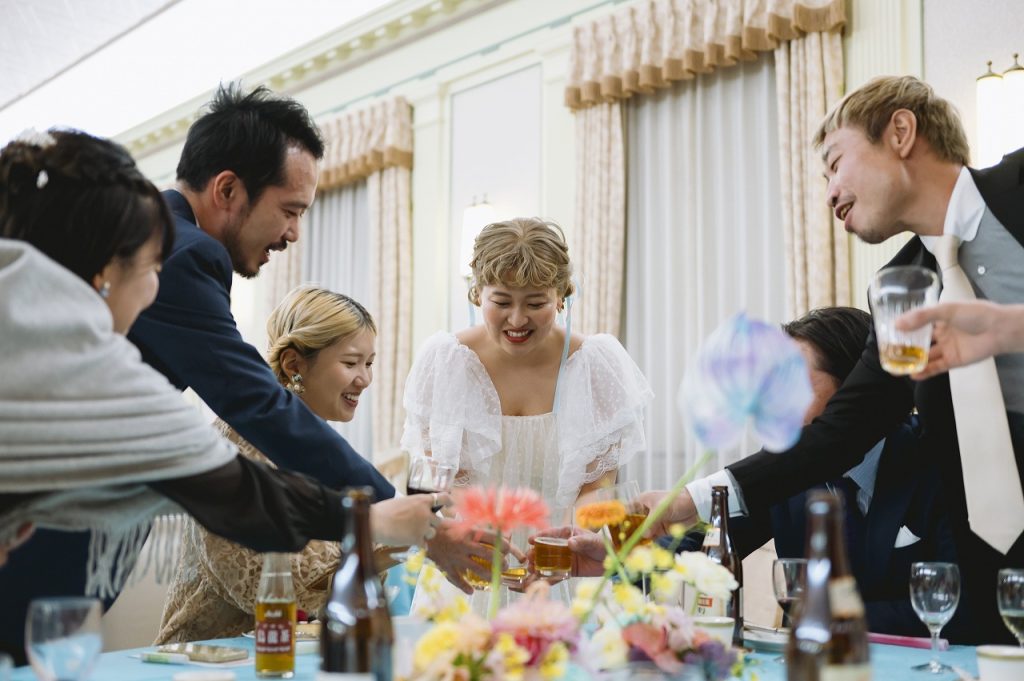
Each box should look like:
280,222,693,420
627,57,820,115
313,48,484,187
11,638,981,680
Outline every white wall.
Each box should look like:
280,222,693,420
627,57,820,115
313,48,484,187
923,0,1024,166
447,65,542,330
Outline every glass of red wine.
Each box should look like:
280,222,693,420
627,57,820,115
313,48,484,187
406,457,456,505
772,558,807,629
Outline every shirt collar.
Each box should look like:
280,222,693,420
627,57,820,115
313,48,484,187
845,437,884,502
920,166,986,254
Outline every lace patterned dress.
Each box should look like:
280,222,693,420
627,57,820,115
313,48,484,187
155,420,340,643
402,332,652,614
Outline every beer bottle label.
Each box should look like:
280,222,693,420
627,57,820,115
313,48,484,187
255,601,296,656
821,663,871,681
702,527,721,547
828,576,865,618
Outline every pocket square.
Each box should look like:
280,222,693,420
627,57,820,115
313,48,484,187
894,525,921,548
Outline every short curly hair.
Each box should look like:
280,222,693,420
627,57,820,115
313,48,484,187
467,218,575,306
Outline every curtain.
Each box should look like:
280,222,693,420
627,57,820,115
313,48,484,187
302,183,374,457
574,102,626,336
775,30,847,316
566,0,846,325
317,97,414,463
621,56,786,486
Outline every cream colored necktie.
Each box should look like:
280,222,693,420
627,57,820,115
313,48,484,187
935,234,1024,554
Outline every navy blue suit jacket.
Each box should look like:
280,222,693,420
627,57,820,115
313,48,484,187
128,191,393,498
728,418,971,641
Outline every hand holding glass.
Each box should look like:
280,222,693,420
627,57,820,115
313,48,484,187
909,562,960,673
25,597,102,681
869,266,940,376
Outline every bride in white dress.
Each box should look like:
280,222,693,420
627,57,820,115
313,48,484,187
402,218,652,615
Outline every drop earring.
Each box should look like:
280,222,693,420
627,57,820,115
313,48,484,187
99,282,111,299
288,373,305,394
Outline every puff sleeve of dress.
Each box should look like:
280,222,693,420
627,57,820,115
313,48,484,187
400,332,502,477
555,334,653,506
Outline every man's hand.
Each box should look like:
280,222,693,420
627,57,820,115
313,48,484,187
528,526,607,577
425,520,526,594
370,493,450,547
636,488,700,537
896,301,1024,379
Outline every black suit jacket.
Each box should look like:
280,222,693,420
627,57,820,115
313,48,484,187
727,147,1024,643
128,190,394,499
725,418,971,641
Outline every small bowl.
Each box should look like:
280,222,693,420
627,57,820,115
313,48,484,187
692,616,734,646
977,644,1024,681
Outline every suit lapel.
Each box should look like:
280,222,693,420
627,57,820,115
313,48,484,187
861,423,918,589
970,147,1024,249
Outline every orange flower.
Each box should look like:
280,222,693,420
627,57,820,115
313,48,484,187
575,500,627,531
453,486,550,532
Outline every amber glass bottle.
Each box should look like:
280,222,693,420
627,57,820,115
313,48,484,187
786,491,870,681
320,487,393,681
696,485,744,646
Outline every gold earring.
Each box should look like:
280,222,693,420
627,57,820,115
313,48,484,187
287,373,305,394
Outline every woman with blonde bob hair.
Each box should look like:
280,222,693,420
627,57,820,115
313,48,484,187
403,218,652,612
159,285,397,642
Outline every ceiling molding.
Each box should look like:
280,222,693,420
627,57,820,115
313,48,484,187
121,0,502,156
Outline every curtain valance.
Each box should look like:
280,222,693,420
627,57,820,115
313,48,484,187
319,97,413,189
565,0,844,110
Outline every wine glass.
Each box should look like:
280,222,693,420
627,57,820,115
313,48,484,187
25,597,102,681
909,562,960,673
772,558,807,629
998,568,1024,646
393,456,457,563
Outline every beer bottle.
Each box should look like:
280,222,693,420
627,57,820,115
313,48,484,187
696,485,744,646
320,487,393,681
786,491,870,681
255,552,297,678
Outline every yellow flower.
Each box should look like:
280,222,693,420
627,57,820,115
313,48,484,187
540,641,569,680
650,571,682,603
412,622,460,671
669,523,687,539
494,632,530,677
404,547,426,575
575,500,627,530
612,582,646,616
624,546,655,575
652,545,675,571
434,597,470,624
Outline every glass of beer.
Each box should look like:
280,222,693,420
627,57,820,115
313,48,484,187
869,266,939,376
533,536,572,579
577,481,650,552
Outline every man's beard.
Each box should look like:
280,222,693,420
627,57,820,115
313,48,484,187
222,230,261,279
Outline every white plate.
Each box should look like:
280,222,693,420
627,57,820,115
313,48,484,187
742,625,788,653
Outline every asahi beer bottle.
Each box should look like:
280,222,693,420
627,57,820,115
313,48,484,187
786,491,871,681
696,485,744,646
319,487,393,681
256,552,297,678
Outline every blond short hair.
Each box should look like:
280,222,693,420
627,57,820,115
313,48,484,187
813,75,970,166
266,285,376,384
468,218,575,305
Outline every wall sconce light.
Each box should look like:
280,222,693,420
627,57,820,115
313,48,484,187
459,195,496,280
976,54,1024,168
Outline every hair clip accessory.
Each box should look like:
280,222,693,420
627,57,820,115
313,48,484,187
36,170,49,189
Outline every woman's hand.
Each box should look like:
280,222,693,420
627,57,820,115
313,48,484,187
370,493,450,547
528,526,606,577
425,523,526,594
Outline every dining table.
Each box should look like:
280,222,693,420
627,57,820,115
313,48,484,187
9,636,982,681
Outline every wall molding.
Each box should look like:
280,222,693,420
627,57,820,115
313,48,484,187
119,0,503,156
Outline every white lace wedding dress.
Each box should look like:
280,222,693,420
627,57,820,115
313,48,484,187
402,331,652,615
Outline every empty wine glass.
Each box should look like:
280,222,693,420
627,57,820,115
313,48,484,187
25,597,102,681
772,558,807,629
909,562,960,673
998,568,1024,646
